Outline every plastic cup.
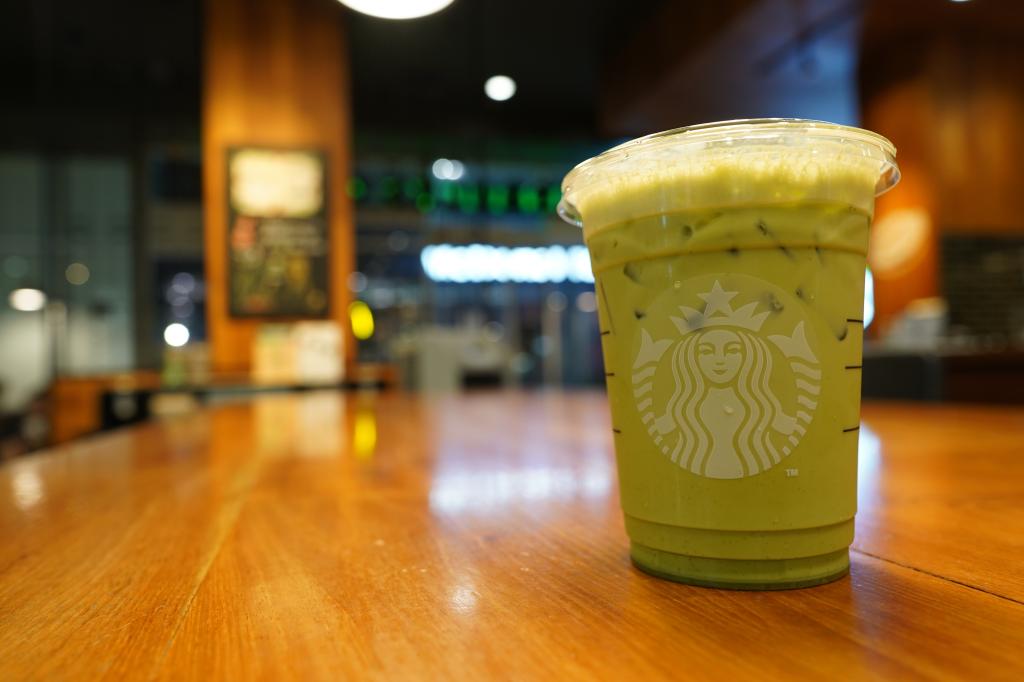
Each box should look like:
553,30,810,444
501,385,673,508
559,119,899,589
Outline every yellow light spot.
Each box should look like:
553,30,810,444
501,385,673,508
349,300,374,340
353,410,377,460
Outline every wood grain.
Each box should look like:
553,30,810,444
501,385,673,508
857,402,1024,601
1,392,1023,680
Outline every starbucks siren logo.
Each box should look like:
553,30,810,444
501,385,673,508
632,278,821,479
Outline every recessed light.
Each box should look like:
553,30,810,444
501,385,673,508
432,158,465,180
8,288,47,312
484,75,516,102
163,323,190,347
65,262,90,286
337,0,455,20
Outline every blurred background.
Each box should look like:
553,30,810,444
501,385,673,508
1,0,1023,455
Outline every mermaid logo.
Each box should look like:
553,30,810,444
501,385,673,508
632,278,821,479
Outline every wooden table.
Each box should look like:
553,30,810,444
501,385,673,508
1,391,1023,680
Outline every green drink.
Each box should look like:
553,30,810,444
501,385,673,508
559,120,899,589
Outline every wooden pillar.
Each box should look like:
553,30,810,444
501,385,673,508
202,0,354,374
859,0,1024,334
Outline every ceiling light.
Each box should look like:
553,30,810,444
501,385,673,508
484,75,516,102
8,288,47,312
65,262,90,286
431,158,464,181
337,0,455,20
164,323,190,347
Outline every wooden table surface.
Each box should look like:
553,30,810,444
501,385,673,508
1,391,1023,680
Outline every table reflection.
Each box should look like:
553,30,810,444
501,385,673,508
449,583,478,614
352,408,377,460
253,392,345,458
10,463,45,511
857,423,883,509
430,464,612,514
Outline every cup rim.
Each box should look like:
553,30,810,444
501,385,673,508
558,118,899,227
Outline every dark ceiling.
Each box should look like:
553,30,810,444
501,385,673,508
0,0,666,144
346,0,666,137
0,0,201,116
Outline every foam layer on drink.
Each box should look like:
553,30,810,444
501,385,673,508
567,147,885,240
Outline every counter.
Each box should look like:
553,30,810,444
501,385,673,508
1,391,1022,679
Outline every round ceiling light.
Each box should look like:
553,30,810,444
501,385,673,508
431,158,465,181
163,323,190,347
337,0,455,20
484,75,517,102
8,288,47,312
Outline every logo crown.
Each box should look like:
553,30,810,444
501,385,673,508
670,280,769,334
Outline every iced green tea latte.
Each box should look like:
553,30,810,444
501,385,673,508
560,120,899,589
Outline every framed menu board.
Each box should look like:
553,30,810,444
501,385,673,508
227,147,329,317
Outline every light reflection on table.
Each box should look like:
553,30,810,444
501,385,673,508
856,422,882,510
429,465,613,515
1,392,1022,680
9,462,45,512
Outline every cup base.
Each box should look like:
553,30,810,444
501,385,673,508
630,543,850,590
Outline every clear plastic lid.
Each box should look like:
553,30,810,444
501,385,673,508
558,118,899,237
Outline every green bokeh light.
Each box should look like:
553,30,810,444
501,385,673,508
378,176,400,202
458,184,480,213
404,177,426,201
346,177,368,201
416,193,435,213
545,185,562,213
517,185,540,213
487,185,510,214
435,180,457,205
